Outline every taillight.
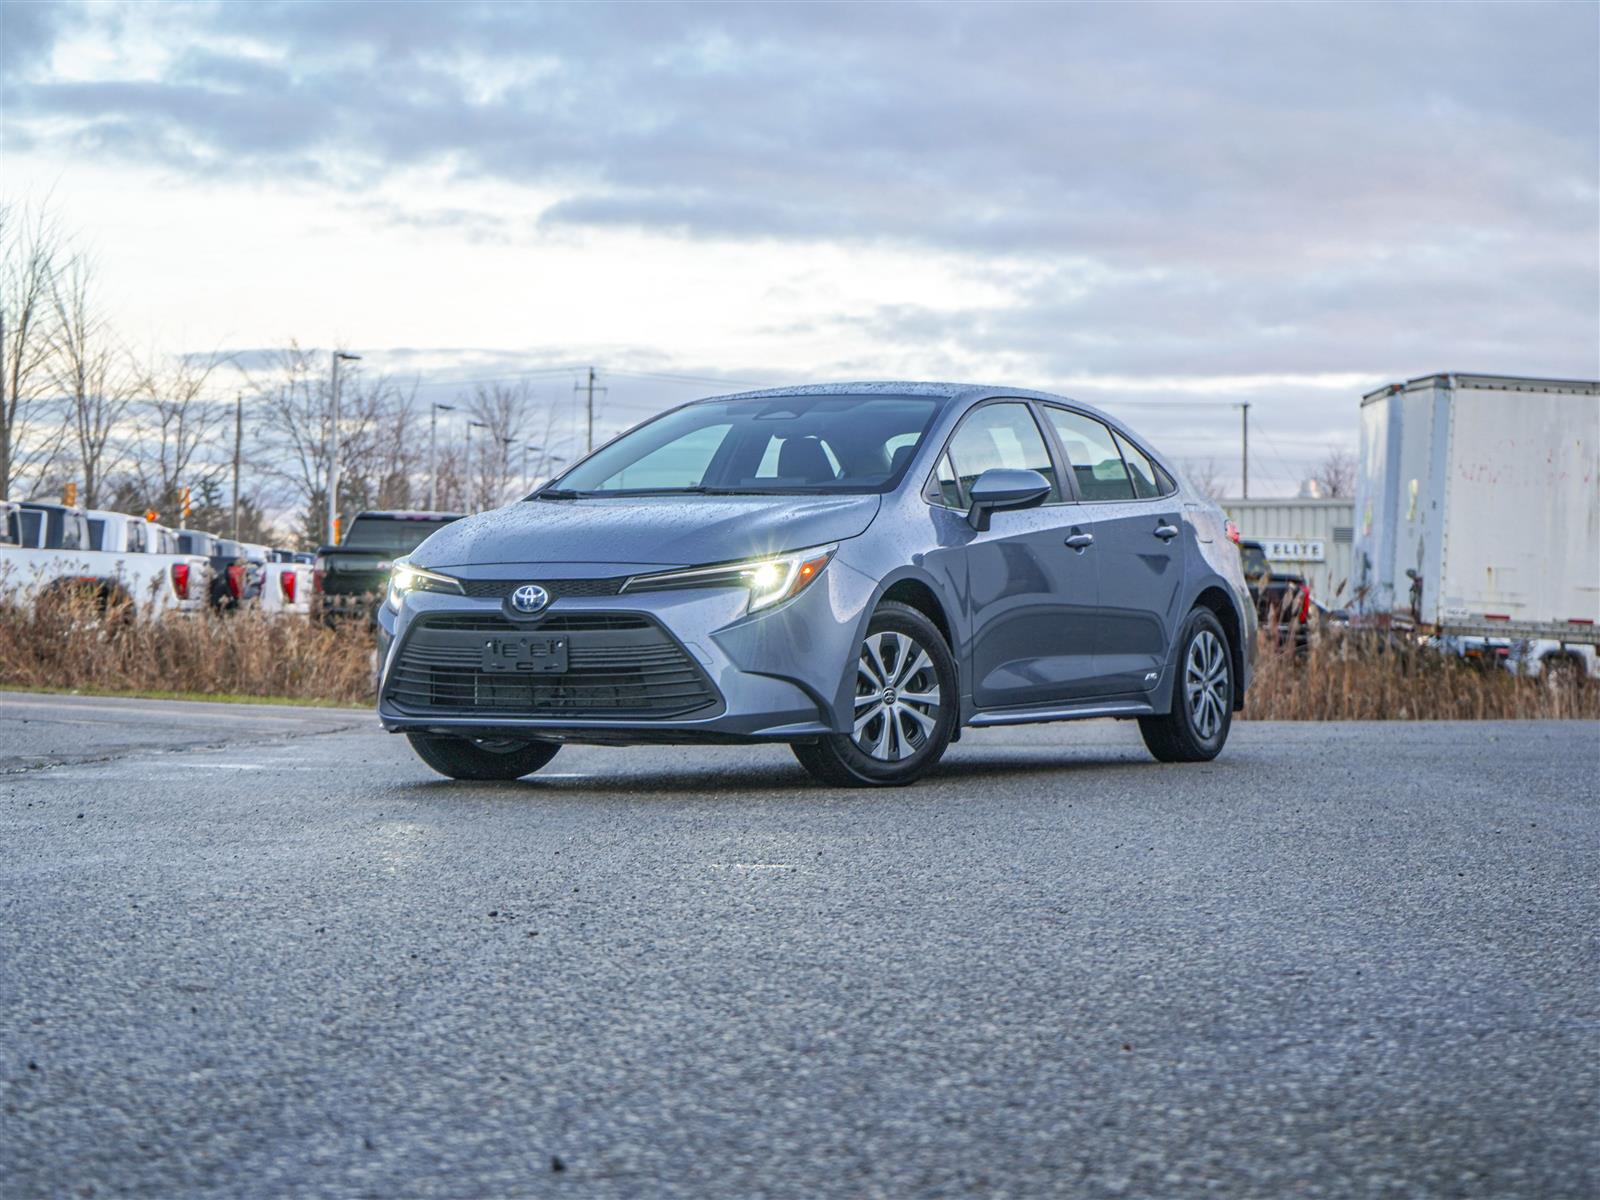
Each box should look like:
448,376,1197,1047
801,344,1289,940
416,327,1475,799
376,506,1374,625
281,569,297,604
1300,583,1312,623
1225,520,1241,546
313,556,326,594
171,562,190,600
227,562,245,600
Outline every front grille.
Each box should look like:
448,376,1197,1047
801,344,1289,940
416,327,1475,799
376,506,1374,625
384,612,720,720
457,577,627,599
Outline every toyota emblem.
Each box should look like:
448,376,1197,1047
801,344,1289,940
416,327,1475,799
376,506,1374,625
509,583,550,614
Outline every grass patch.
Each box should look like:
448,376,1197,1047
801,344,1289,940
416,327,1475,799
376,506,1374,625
0,682,373,709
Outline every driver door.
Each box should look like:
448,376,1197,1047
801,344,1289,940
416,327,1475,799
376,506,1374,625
938,401,1103,709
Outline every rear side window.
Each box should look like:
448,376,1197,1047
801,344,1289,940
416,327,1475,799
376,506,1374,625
87,518,106,551
1112,431,1172,499
945,403,1062,502
1043,408,1135,501
18,510,41,547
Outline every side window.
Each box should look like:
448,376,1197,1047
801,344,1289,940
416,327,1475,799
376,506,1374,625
600,423,731,490
1113,431,1169,499
129,522,147,553
87,518,107,551
1043,408,1135,501
945,403,1062,502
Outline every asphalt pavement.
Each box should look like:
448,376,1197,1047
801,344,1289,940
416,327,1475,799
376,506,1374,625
1,691,1596,1199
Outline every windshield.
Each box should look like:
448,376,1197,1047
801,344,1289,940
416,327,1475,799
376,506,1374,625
342,517,456,553
1240,544,1270,578
549,394,943,496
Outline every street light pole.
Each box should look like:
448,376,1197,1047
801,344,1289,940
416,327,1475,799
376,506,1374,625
428,402,455,511
327,351,361,544
466,420,487,512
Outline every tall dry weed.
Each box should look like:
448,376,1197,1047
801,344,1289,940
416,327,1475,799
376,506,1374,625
0,596,375,704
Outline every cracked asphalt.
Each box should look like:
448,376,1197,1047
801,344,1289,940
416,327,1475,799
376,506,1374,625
1,691,1596,1199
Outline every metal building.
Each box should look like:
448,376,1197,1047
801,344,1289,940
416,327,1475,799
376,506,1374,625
1221,497,1356,608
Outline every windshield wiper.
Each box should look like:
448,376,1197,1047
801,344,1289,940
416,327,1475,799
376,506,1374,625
533,488,587,500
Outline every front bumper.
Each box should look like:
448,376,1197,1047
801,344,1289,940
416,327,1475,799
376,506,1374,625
375,561,874,743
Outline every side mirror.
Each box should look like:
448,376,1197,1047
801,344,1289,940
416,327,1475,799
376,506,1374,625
967,468,1051,532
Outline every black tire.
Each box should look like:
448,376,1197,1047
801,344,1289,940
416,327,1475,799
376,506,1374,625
406,732,562,781
1139,608,1234,763
792,600,957,787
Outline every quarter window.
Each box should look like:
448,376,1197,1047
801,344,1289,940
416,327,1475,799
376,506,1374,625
1043,408,1136,501
1113,431,1169,500
945,403,1062,503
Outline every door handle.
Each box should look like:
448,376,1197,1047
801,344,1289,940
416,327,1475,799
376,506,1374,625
1065,532,1095,550
1153,523,1180,541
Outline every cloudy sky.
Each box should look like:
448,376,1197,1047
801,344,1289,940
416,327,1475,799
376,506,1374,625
4,0,1596,493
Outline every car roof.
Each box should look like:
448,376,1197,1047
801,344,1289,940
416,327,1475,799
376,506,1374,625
705,379,1129,425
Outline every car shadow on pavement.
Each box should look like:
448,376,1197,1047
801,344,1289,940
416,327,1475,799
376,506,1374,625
389,751,1171,800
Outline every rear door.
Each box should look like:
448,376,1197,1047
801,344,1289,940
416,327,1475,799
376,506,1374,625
936,400,1103,708
1040,406,1187,696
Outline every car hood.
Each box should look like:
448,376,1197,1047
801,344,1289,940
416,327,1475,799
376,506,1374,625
412,494,882,572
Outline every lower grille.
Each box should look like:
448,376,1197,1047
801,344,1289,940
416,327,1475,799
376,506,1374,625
385,612,720,720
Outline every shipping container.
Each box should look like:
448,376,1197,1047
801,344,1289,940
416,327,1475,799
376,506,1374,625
1220,498,1354,607
1353,373,1599,644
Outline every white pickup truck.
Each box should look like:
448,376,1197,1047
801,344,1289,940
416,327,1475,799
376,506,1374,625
0,500,209,617
254,545,312,617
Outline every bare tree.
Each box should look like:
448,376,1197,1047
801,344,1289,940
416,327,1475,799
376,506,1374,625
51,255,136,508
1,201,68,498
466,381,531,508
126,348,230,520
252,343,422,543
1311,448,1357,499
1182,457,1228,500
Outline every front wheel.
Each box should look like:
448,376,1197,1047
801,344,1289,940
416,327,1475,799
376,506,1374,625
792,601,957,787
1139,608,1234,763
406,733,561,781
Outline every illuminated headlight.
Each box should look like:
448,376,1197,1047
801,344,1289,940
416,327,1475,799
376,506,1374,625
622,544,836,613
385,557,463,610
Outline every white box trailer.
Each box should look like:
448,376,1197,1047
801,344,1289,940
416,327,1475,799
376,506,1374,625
1353,373,1599,646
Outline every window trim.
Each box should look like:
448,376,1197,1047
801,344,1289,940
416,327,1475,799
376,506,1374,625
1036,402,1179,505
921,397,1079,512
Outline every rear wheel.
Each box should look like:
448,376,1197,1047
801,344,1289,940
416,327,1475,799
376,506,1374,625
792,601,957,787
406,733,561,781
1139,608,1234,763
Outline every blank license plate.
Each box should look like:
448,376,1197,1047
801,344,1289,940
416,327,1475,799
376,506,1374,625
481,635,568,674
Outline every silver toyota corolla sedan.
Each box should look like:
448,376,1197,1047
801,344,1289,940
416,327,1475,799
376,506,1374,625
376,382,1257,786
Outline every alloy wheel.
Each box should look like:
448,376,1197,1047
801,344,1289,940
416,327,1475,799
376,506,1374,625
853,630,943,762
1185,629,1229,740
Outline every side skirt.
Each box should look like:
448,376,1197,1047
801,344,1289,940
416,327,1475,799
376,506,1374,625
967,698,1156,728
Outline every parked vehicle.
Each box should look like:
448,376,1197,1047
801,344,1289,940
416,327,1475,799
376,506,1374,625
176,530,252,611
1354,372,1599,675
85,510,209,613
376,382,1258,786
315,511,463,621
259,547,311,616
1238,538,1315,649
0,501,204,616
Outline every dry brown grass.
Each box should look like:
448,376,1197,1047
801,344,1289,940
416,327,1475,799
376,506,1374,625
1,599,1595,719
0,596,375,705
1242,626,1600,720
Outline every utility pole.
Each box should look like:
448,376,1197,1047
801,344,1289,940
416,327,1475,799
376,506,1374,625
575,367,606,455
231,392,242,540
428,402,455,511
1236,401,1251,499
327,351,361,545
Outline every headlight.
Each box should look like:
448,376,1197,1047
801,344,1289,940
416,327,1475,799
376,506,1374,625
385,557,463,610
621,544,836,613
